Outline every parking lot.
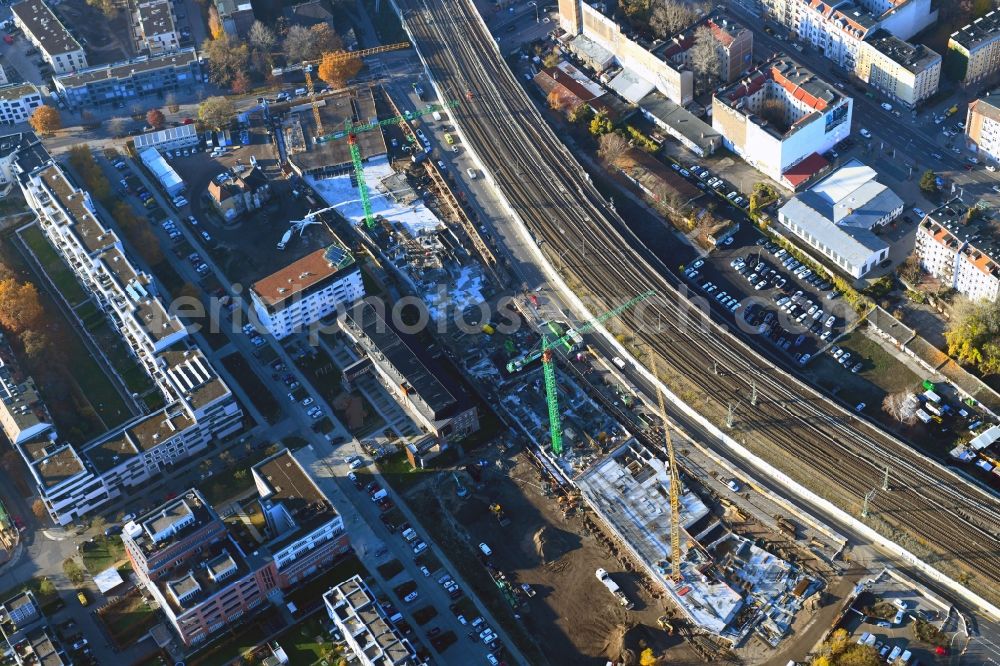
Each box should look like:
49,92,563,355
682,231,859,368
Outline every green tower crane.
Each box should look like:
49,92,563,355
314,100,460,228
512,290,655,456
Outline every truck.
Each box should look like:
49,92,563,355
915,409,932,424
596,568,633,609
924,402,943,417
923,389,942,404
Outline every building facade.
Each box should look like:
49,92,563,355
948,11,1000,87
323,576,417,666
0,85,44,125
916,202,1000,302
125,449,350,646
712,58,853,185
206,167,271,221
777,160,899,277
11,0,88,75
54,48,201,109
857,30,941,106
966,91,1000,163
251,243,364,340
135,0,180,56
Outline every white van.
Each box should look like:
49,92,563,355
432,111,443,121
466,168,477,180
612,356,627,370
371,489,388,502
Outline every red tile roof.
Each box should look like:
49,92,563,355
771,64,829,111
782,152,829,188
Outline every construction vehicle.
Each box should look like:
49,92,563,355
651,356,684,585
657,616,675,634
489,503,510,527
310,100,459,228
596,568,634,609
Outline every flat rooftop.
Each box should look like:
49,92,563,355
129,489,218,557
12,0,81,56
56,48,197,88
0,341,52,444
867,29,940,73
639,91,721,153
923,201,1000,279
324,576,415,665
159,348,231,409
157,537,251,613
134,123,197,151
286,88,387,173
950,10,1000,51
138,0,175,38
251,243,356,311
344,297,457,421
253,449,339,553
99,247,185,343
0,83,40,102
34,445,85,489
36,165,118,255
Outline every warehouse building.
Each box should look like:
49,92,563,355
777,160,899,277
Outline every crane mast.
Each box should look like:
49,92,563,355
651,357,683,584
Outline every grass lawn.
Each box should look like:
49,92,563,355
99,590,158,646
81,535,127,575
284,554,368,612
272,615,345,666
20,225,88,306
202,468,256,506
372,450,442,492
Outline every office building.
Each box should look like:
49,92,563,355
778,159,899,277
712,57,853,185
11,0,88,75
0,84,44,125
54,48,201,109
948,11,1000,87
341,297,479,443
125,449,349,645
966,90,1000,163
251,243,364,340
857,30,940,106
135,0,180,56
916,202,1000,302
323,576,418,666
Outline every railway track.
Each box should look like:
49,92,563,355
395,0,1000,600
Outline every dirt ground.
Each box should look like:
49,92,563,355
436,452,707,666
56,0,134,66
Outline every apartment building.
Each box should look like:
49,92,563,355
13,146,242,526
341,297,479,443
712,57,853,185
948,11,1000,87
0,334,52,446
916,202,1000,302
0,132,47,193
54,48,201,109
135,0,180,56
858,30,941,106
966,90,1000,163
251,243,364,340
213,0,256,39
670,16,753,84
777,160,899,277
0,84,44,125
323,576,418,666
126,450,350,645
763,0,936,42
206,167,271,221
11,0,88,75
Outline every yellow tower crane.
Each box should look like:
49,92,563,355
650,357,683,585
303,42,412,135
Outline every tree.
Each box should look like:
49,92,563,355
649,0,699,38
208,5,225,39
20,328,50,361
689,25,721,90
198,96,236,129
201,36,249,87
568,103,594,125
85,0,117,18
317,53,363,88
639,648,658,666
231,71,251,94
31,499,48,522
311,24,342,54
598,132,629,164
28,106,61,135
284,24,319,64
107,117,129,138
589,110,613,137
62,558,84,585
542,52,561,68
946,297,1000,375
546,87,575,113
146,108,165,130
38,578,55,598
898,254,922,284
0,279,43,334
919,169,938,193
249,20,276,54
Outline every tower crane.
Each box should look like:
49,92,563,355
507,291,654,455
313,100,459,228
650,356,683,585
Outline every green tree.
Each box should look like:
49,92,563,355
62,558,84,585
568,103,593,125
945,297,1000,375
919,169,938,193
38,578,56,598
198,96,236,129
589,110,613,137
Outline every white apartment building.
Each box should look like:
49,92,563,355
135,0,180,56
966,91,1000,163
14,145,242,526
778,160,900,277
712,58,853,186
324,576,418,666
11,0,88,75
916,203,1000,302
0,84,43,125
948,11,1000,87
763,0,936,42
250,244,364,340
858,30,940,106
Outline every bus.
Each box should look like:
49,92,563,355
444,133,455,145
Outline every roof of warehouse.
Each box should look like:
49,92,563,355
639,92,721,153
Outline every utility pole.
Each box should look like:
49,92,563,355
726,402,735,429
861,489,877,518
